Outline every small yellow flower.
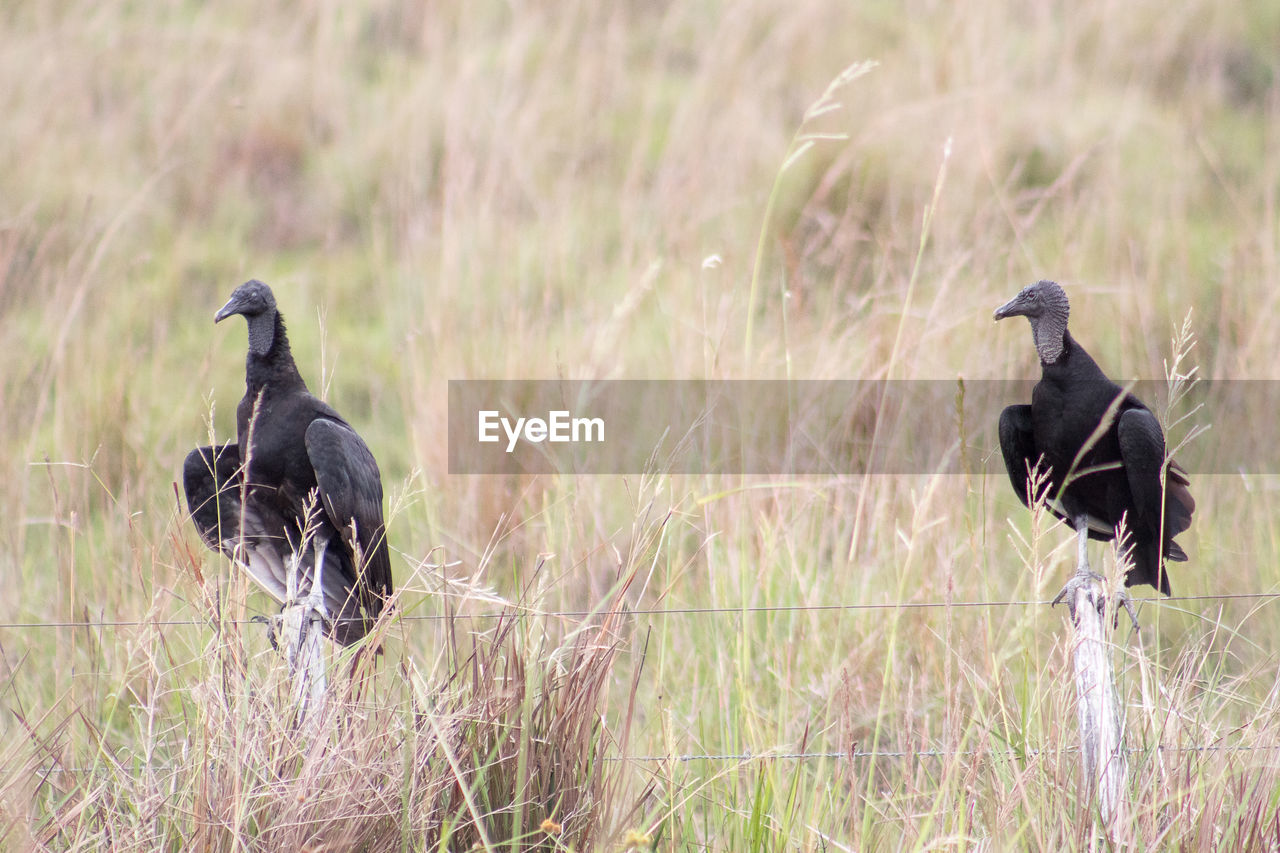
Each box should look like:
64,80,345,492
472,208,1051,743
622,829,652,849
541,817,563,835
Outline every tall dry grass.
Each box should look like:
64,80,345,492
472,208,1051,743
1,0,1279,849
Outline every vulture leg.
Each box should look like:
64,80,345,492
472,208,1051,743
304,533,333,626
279,532,335,633
1050,516,1140,630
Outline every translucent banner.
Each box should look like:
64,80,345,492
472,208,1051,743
447,379,1231,475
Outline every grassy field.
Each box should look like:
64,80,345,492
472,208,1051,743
2,0,1279,849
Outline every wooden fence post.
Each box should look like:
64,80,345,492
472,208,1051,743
282,539,328,726
1068,584,1128,838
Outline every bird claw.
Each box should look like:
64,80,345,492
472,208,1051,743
1116,589,1140,631
281,592,333,633
246,594,334,660
1051,572,1140,630
1050,569,1102,611
251,614,281,651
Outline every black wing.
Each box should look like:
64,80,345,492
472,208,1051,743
1116,408,1167,529
184,443,295,605
183,443,245,556
998,405,1038,509
1117,407,1199,594
305,418,393,618
1000,403,1115,540
1118,407,1194,558
184,441,374,640
1164,460,1195,555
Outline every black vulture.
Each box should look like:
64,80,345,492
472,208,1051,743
994,280,1194,621
183,280,393,646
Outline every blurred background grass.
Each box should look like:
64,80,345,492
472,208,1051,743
1,0,1278,848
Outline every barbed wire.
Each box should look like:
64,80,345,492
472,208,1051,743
0,591,1276,631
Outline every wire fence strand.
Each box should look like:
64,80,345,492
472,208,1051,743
9,594,1280,778
27,743,1280,778
1,591,1277,631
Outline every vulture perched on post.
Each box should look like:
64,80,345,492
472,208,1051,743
183,280,392,646
994,280,1195,624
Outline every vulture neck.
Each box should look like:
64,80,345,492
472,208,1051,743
244,310,307,394
1031,310,1069,365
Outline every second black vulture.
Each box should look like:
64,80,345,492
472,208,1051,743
994,280,1195,621
183,280,392,646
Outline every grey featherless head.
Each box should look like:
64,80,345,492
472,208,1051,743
994,279,1070,364
215,279,281,357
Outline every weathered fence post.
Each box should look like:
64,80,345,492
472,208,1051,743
1067,584,1128,837
282,534,329,726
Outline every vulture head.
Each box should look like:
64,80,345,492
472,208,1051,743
216,279,278,322
994,279,1070,364
216,279,281,357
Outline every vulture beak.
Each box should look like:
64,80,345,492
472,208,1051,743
993,295,1024,322
214,296,242,324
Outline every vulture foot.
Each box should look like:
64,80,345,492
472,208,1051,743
252,596,334,656
1051,570,1140,630
280,586,334,643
